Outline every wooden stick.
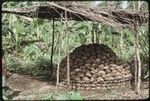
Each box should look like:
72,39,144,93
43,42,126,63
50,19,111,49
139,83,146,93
64,10,70,85
96,23,99,44
134,52,138,88
49,18,55,83
134,22,142,94
136,26,142,94
91,23,95,43
120,30,123,59
56,13,63,86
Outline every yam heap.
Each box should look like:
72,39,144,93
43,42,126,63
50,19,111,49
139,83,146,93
58,44,132,90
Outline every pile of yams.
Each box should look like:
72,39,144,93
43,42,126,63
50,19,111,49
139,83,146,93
59,44,132,89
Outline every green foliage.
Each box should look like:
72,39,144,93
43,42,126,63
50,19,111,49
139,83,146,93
55,94,70,100
42,91,83,100
34,56,54,76
78,33,87,45
35,57,51,70
23,44,42,60
42,94,54,100
7,57,22,73
7,57,33,75
66,91,83,100
6,56,54,76
3,89,8,100
2,1,149,78
144,71,149,80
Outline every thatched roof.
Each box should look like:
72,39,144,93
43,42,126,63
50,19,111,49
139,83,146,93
2,2,149,29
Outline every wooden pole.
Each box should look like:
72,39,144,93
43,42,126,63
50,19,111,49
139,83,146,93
134,2,142,94
134,49,138,89
96,23,99,44
56,13,63,86
64,10,70,85
134,23,141,94
136,26,141,94
120,30,123,59
91,23,95,44
49,18,55,83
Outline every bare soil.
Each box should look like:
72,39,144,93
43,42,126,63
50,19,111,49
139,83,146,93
6,73,149,100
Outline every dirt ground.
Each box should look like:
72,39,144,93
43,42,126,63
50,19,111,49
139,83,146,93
6,73,149,100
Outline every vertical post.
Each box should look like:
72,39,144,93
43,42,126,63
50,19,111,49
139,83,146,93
134,47,138,89
96,23,99,44
120,30,123,59
56,49,60,86
136,26,141,94
134,23,141,94
49,18,55,83
91,23,95,43
64,10,70,85
67,49,70,85
133,2,141,93
56,13,63,86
